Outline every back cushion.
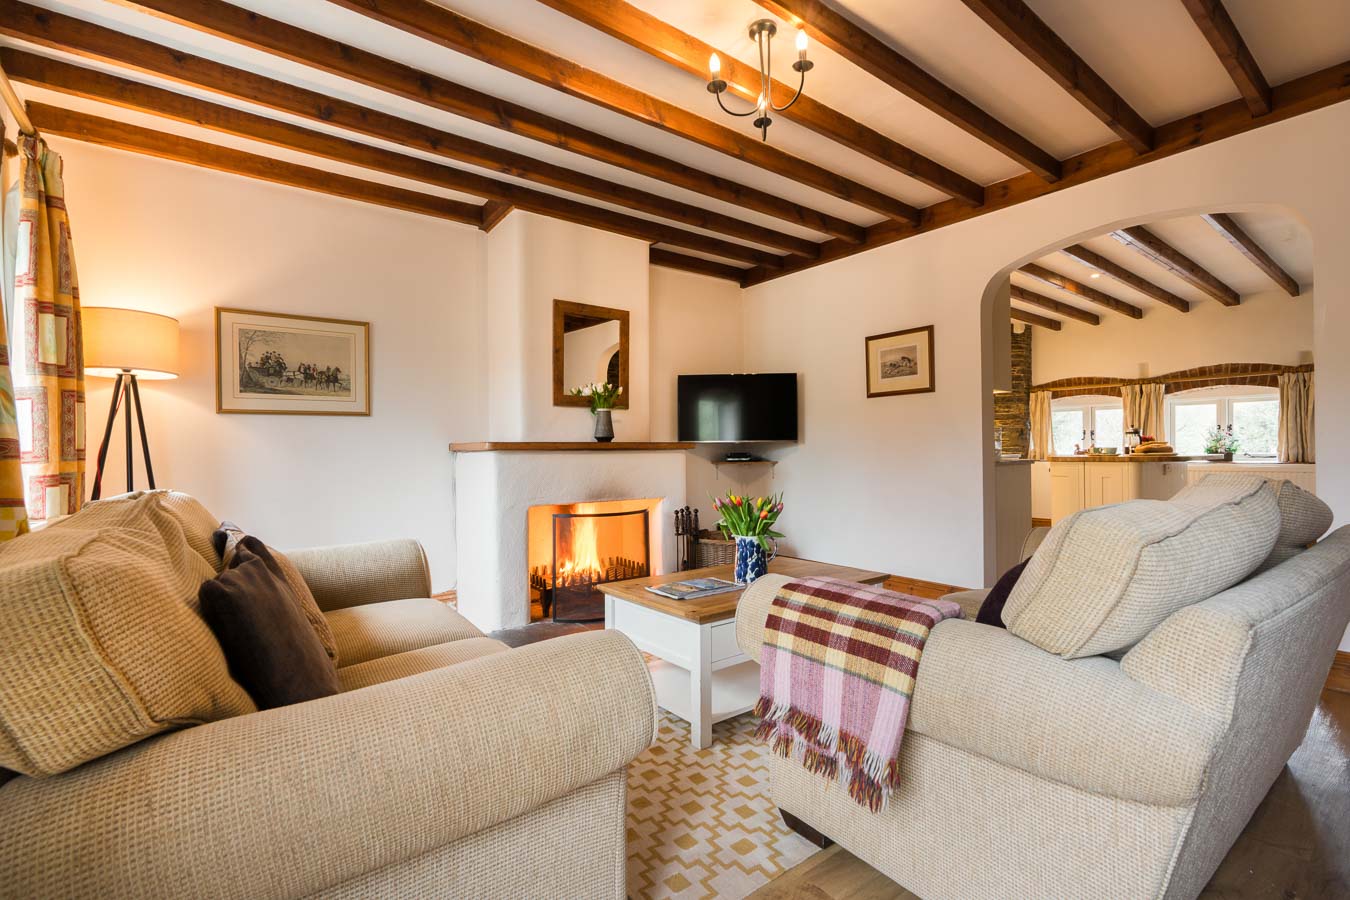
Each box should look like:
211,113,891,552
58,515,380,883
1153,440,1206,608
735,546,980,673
1255,480,1333,573
0,492,255,777
1003,474,1280,659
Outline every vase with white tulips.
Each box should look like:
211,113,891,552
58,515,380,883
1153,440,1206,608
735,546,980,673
569,382,623,442
712,491,784,584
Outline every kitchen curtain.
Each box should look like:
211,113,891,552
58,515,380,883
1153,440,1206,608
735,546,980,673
1278,371,1314,463
1028,390,1052,460
1121,382,1165,442
1,134,86,531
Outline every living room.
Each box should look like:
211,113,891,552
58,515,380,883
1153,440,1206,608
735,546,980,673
1,1,1348,898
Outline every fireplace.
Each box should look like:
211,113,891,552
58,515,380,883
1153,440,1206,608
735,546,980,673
527,499,657,622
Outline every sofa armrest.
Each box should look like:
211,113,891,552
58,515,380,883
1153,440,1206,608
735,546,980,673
940,588,989,621
284,538,431,611
736,573,795,661
0,631,656,900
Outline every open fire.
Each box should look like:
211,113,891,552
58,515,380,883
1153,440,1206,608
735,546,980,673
526,500,655,622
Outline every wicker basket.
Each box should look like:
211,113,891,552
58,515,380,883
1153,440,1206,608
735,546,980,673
694,538,737,568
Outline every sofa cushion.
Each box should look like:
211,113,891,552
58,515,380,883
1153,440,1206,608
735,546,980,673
0,492,255,777
337,637,510,691
1255,480,1333,573
215,524,339,664
325,597,484,667
1003,474,1280,659
158,491,225,572
200,542,341,710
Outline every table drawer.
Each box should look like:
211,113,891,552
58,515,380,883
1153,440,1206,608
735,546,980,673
710,620,741,663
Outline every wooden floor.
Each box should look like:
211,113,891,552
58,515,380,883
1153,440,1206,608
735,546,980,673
750,688,1350,900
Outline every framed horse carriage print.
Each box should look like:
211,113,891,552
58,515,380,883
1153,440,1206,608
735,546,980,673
215,308,370,415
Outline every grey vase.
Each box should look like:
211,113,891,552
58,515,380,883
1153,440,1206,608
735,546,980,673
593,408,614,442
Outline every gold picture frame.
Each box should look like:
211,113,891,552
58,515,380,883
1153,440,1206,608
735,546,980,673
865,325,935,398
215,307,371,415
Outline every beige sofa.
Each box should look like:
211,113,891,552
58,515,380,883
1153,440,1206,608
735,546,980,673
736,476,1350,899
0,492,656,899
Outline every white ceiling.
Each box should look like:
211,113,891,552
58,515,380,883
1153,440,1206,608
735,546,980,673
1011,208,1314,328
4,0,1348,264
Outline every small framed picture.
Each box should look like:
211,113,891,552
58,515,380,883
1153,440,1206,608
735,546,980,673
216,308,370,415
865,325,935,398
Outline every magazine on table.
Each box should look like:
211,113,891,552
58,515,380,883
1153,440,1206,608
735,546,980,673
645,577,740,601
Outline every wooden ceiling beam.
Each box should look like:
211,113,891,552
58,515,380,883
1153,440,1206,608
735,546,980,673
1059,244,1189,312
24,82,784,268
88,0,865,243
534,0,984,207
0,44,819,260
1180,0,1271,116
1019,264,1142,318
1111,226,1241,306
737,59,1350,286
479,201,513,233
649,248,746,283
1009,284,1100,325
1201,212,1300,296
321,0,919,224
957,0,1153,153
754,0,1061,181
27,104,485,224
1011,308,1061,331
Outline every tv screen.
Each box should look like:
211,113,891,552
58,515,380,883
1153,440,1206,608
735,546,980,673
677,374,798,442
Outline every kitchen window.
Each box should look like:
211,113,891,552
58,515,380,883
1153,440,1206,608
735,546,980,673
1166,386,1279,458
1050,396,1124,455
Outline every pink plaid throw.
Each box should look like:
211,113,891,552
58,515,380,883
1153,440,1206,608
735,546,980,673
754,576,963,811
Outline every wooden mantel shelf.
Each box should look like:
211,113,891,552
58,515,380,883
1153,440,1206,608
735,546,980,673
450,441,695,452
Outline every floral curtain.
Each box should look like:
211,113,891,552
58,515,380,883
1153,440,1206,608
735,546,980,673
1278,371,1314,463
1028,390,1052,460
4,135,85,526
1122,382,1165,442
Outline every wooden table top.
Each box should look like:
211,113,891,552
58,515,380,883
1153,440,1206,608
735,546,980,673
598,557,889,624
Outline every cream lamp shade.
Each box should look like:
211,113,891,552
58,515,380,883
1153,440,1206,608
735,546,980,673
82,307,180,379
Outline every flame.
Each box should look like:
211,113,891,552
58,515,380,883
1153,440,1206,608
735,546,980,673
557,516,603,584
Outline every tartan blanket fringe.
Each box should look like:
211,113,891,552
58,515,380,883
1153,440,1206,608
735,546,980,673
753,576,963,812
753,697,903,812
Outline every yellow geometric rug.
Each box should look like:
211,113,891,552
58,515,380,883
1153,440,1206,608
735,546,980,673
627,710,819,899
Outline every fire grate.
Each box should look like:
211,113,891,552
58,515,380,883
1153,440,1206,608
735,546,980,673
529,507,650,622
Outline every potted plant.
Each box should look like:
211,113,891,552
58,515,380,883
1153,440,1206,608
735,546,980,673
569,382,623,442
712,491,785,584
1204,425,1240,460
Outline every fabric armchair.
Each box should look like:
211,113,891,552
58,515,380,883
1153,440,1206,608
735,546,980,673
284,538,432,611
0,631,656,900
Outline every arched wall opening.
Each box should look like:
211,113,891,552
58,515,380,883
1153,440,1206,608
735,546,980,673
978,200,1316,578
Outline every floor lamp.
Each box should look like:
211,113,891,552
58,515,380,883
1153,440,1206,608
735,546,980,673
83,307,180,502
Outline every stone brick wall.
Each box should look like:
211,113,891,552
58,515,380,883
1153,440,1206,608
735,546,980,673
995,325,1032,456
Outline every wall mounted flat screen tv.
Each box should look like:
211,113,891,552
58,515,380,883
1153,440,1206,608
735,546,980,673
677,374,798,443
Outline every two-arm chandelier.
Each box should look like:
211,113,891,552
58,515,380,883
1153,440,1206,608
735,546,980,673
707,19,813,141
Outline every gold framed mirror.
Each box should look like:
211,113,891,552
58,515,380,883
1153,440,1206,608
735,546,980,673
553,299,630,408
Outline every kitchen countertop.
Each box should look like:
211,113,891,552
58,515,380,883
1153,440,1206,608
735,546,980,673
1047,454,1227,463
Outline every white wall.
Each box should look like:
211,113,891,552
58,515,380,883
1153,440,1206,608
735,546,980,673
484,212,651,442
648,266,767,526
50,138,485,590
1033,289,1314,383
742,102,1350,659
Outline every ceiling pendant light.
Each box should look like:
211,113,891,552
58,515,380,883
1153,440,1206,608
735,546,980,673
707,20,813,141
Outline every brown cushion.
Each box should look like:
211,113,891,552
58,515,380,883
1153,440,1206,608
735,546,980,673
200,542,341,710
214,522,339,665
0,492,256,777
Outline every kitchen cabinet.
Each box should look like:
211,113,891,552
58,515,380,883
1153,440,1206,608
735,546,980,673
1047,456,1219,523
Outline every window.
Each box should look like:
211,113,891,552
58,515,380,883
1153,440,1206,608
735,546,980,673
1049,396,1124,455
1166,387,1279,458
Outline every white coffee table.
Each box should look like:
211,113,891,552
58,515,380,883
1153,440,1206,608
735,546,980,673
599,558,888,748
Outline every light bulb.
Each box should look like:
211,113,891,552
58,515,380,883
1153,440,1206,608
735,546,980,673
758,92,767,113
709,53,721,78
796,28,808,56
